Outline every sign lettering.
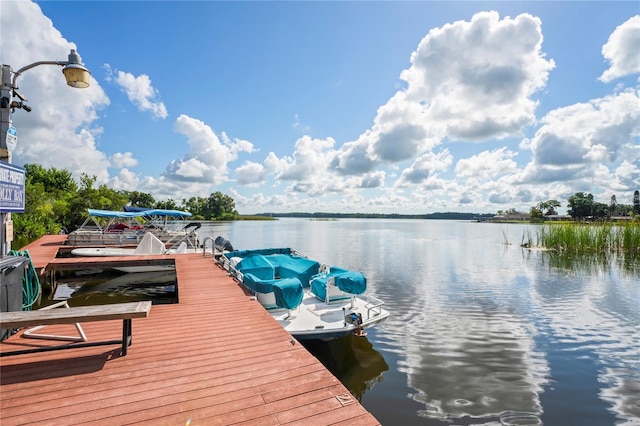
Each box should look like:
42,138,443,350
0,161,25,213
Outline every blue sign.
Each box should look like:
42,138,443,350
6,126,17,151
0,161,25,213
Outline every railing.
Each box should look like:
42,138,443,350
365,295,385,319
163,227,200,251
201,236,215,258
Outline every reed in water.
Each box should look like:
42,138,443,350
533,222,640,254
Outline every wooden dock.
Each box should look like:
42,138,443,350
0,237,380,425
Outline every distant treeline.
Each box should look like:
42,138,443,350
253,212,494,220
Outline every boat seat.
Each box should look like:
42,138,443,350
241,273,295,294
264,254,320,287
242,273,303,309
133,232,166,254
310,268,367,303
168,242,187,254
236,255,276,280
272,278,304,309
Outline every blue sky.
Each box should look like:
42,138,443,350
1,1,639,214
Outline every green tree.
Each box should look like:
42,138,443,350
125,191,156,208
207,191,238,220
180,192,237,219
13,165,78,238
537,199,561,216
183,196,208,217
634,190,640,215
155,198,180,210
27,164,77,231
66,173,128,231
529,207,543,222
546,200,560,215
23,164,77,194
567,192,594,220
592,202,609,220
618,203,634,216
12,181,64,239
609,195,617,216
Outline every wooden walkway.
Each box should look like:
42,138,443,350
0,238,380,425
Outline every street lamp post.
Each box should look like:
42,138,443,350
0,49,91,257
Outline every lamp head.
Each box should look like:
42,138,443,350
62,49,91,88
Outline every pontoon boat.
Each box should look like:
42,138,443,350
218,245,390,340
67,208,199,247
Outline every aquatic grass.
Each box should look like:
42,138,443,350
520,228,535,248
237,215,277,221
502,228,510,245
612,222,640,254
534,222,640,254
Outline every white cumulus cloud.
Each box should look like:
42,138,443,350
332,11,555,177
599,15,640,83
455,148,518,180
235,161,267,186
2,1,111,182
165,114,255,184
105,65,168,119
110,152,138,168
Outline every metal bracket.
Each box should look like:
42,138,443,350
22,301,87,342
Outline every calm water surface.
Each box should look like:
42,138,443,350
198,218,640,426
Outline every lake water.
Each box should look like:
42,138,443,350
197,218,640,426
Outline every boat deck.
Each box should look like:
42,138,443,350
0,237,380,425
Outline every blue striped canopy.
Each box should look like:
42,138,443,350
87,208,192,218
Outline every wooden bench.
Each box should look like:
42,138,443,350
0,301,152,357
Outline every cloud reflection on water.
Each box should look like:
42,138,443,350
532,252,640,423
393,280,548,422
198,220,640,424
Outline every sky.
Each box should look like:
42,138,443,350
1,1,639,215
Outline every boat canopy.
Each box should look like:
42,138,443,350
87,208,192,218
123,206,151,212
